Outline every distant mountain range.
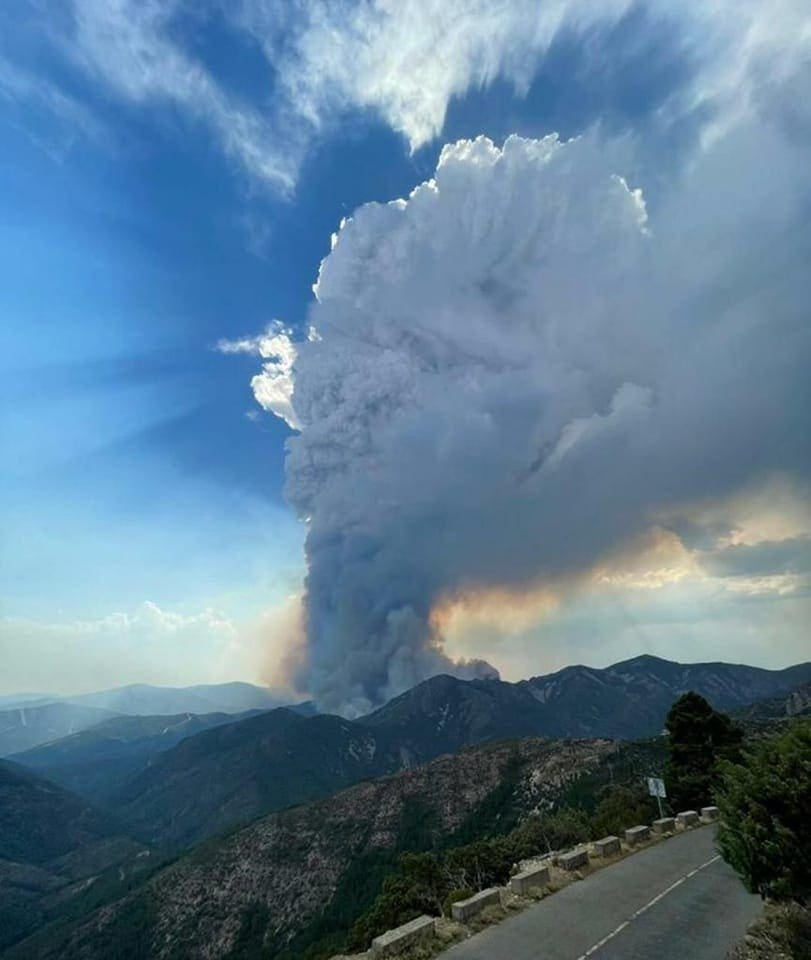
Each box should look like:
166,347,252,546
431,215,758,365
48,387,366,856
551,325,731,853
6,655,810,851
0,693,54,709
33,693,558,850
515,654,811,738
9,710,266,801
61,680,293,716
0,681,312,756
0,702,121,756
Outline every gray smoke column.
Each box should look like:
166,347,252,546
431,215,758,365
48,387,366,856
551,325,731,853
249,133,809,715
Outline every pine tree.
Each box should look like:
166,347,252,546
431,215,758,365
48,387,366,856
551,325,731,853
716,720,811,902
664,692,742,811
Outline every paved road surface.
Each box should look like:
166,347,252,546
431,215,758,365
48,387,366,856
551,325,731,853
442,826,760,960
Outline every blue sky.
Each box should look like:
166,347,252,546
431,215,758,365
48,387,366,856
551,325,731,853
1,2,809,701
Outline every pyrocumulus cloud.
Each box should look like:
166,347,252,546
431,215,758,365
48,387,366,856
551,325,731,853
247,121,809,715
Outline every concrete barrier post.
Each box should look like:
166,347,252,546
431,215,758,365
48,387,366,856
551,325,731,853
652,817,676,834
625,825,651,846
558,848,589,871
700,806,719,821
677,810,700,828
451,888,501,923
510,864,550,895
371,915,436,957
593,836,621,857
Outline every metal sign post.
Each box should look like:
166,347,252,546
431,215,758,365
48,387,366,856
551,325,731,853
647,777,666,818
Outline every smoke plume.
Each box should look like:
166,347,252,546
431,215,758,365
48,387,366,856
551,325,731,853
248,129,809,715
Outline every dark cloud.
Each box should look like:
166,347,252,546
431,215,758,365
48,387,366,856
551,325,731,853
703,537,811,579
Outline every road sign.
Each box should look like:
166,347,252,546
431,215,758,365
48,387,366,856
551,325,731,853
647,777,666,798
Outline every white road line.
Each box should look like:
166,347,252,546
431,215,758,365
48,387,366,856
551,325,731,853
576,855,721,959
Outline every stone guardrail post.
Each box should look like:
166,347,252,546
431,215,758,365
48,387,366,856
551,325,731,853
510,864,550,895
558,848,589,871
593,836,621,856
451,888,501,923
625,824,651,846
371,915,436,957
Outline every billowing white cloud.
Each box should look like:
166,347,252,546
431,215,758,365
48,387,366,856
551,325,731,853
217,323,301,429
7,1,806,705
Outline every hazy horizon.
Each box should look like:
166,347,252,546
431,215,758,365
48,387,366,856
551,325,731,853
3,648,811,703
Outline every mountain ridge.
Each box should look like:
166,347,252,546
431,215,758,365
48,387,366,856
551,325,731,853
63,680,289,716
109,707,407,849
0,702,121,757
90,656,811,849
8,735,623,960
514,655,811,738
0,681,315,756
8,655,810,852
0,759,153,952
8,709,266,802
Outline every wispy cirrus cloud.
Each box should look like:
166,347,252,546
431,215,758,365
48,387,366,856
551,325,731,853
2,0,298,191
237,0,811,169
67,0,298,191
0,56,110,157
5,1,809,191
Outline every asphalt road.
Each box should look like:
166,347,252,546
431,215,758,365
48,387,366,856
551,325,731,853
441,826,761,960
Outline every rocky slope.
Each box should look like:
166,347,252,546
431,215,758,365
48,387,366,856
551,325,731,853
110,708,406,849
734,681,811,728
11,736,618,960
